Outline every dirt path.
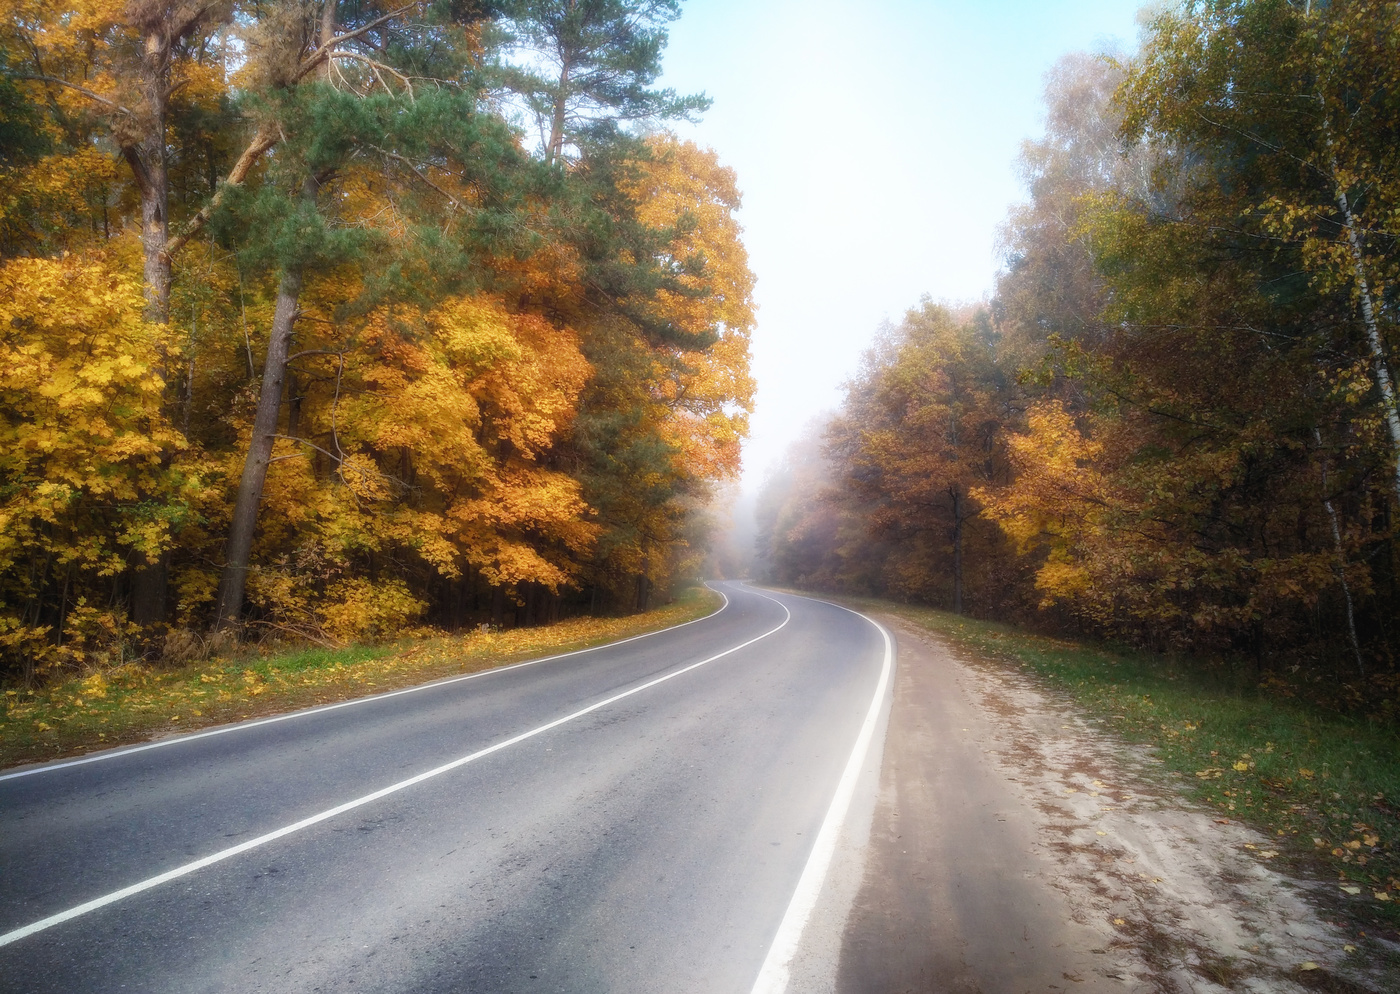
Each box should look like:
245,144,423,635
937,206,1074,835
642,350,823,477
831,616,1382,994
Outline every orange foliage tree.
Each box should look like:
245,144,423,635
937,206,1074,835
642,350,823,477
0,1,753,677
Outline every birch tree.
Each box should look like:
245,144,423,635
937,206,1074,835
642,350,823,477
1119,0,1400,505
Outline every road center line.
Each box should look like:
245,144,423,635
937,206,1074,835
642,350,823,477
0,588,731,784
0,592,788,949
748,592,894,994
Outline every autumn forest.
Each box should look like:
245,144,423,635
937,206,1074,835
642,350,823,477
757,1,1400,688
1,0,754,682
3,0,1400,703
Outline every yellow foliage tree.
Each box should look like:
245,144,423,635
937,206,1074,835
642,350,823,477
973,401,1114,613
0,3,754,667
626,135,756,482
0,248,189,675
573,135,756,607
225,287,597,641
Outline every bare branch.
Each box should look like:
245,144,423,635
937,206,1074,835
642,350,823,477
166,127,278,257
11,74,132,115
330,50,415,99
1192,108,1326,180
169,4,421,258
294,3,421,83
269,433,343,464
372,146,464,210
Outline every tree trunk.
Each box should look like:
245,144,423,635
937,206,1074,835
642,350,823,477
1314,428,1365,676
130,557,169,628
126,28,175,630
127,28,174,326
286,370,303,439
547,59,570,164
1335,180,1400,507
129,145,171,325
214,177,316,630
636,554,651,613
950,489,964,616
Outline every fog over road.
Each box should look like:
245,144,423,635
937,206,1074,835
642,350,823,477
0,584,891,993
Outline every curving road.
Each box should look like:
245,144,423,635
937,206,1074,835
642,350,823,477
0,584,890,994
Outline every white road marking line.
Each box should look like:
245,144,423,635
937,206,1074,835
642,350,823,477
0,590,784,949
748,592,894,994
0,588,731,784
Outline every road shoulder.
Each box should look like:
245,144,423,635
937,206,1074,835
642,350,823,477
831,615,1373,994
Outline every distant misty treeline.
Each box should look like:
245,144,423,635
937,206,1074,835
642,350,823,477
757,1,1400,677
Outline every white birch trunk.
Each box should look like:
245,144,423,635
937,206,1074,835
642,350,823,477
1335,182,1400,506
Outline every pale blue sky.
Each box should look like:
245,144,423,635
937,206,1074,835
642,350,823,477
657,0,1148,490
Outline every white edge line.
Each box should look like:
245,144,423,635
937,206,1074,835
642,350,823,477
747,590,894,994
0,589,787,949
0,586,732,784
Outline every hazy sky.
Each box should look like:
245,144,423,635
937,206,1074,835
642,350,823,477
656,0,1146,491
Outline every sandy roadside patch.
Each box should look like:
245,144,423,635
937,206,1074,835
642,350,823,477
832,616,1393,994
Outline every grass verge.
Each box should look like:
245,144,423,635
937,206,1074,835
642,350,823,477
842,596,1400,934
1,585,722,772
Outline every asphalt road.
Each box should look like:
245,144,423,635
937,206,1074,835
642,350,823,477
0,583,890,994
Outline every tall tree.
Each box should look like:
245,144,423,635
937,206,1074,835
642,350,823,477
2,0,231,318
826,304,1011,614
213,0,512,629
492,0,708,165
1119,0,1400,503
3,0,237,623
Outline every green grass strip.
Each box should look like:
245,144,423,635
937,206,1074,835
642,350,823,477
1,586,722,772
852,598,1400,930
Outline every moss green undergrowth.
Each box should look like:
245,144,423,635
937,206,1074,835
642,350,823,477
1,586,722,771
842,596,1400,932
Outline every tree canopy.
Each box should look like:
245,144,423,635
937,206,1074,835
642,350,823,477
0,0,750,677
759,2,1400,679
